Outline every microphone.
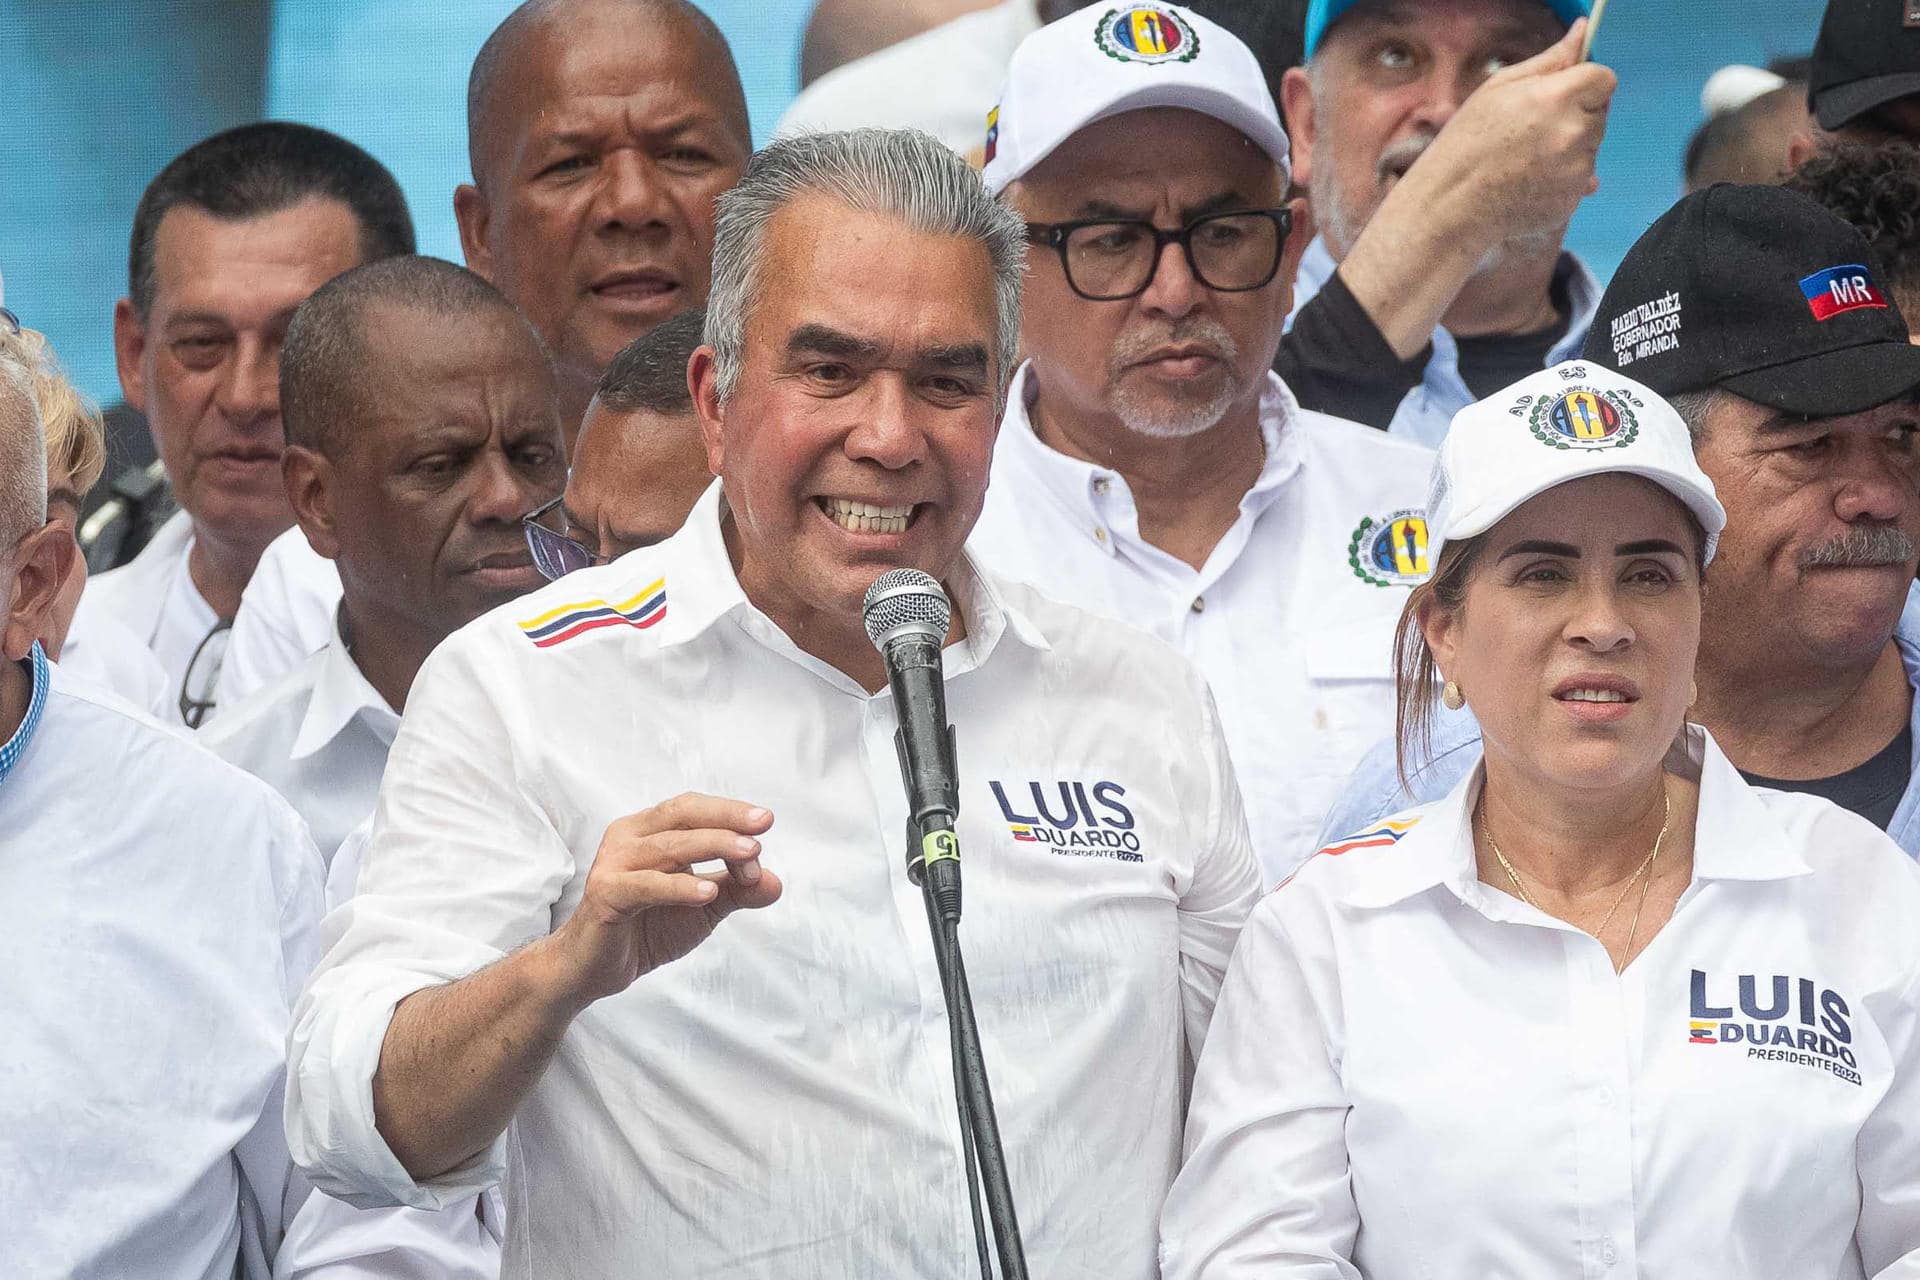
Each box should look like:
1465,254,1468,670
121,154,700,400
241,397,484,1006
862,568,962,922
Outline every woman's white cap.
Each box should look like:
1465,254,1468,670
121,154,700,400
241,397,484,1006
1426,361,1728,567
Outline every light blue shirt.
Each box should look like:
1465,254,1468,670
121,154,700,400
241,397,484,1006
1288,236,1602,448
1316,586,1920,856
0,642,48,787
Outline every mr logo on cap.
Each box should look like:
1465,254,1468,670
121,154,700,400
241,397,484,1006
1800,265,1888,322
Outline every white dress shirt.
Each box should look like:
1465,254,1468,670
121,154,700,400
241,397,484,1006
218,526,341,710
1160,727,1920,1279
70,509,221,727
970,366,1435,883
0,648,325,1278
288,483,1262,1279
54,605,174,720
204,618,506,1279
203,611,398,867
775,0,1039,153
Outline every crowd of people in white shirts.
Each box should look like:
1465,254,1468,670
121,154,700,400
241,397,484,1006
9,0,1920,1275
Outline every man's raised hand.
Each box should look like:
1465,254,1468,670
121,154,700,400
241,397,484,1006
547,792,782,1006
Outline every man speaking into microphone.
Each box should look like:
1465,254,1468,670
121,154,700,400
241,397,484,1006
287,128,1261,1278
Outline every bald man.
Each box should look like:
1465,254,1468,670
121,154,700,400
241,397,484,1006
219,0,751,710
207,254,563,865
457,0,752,445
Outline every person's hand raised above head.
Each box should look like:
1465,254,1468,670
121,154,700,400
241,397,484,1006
1405,18,1618,247
547,792,782,1007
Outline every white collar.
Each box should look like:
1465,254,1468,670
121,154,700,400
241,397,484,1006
1336,725,1814,912
996,363,1307,555
288,611,400,762
520,481,1049,688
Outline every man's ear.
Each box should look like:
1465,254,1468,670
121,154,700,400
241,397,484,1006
688,345,727,478
1786,128,1820,174
1274,194,1316,316
112,297,149,416
282,444,342,561
1280,66,1317,188
453,183,497,282
4,523,75,662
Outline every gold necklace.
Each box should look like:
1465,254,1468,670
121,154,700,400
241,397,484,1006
1480,788,1672,971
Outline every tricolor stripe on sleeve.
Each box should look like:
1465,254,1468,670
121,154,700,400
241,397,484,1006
517,578,667,648
1276,817,1421,891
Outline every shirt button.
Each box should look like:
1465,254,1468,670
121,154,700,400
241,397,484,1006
1597,1086,1613,1105
1094,527,1108,544
1093,476,1111,495
1601,1239,1618,1266
1190,596,1206,614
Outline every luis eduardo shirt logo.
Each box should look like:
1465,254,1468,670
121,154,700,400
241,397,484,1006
990,780,1143,862
1688,969,1861,1086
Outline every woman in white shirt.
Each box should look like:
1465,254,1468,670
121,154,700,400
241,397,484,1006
1160,362,1920,1279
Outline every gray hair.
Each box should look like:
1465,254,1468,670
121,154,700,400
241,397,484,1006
704,128,1027,405
1665,388,1723,444
0,331,47,549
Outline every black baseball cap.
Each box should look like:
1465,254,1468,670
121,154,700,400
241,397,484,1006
1583,184,1920,417
1809,0,1920,131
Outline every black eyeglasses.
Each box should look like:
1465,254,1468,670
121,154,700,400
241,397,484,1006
1025,208,1292,302
179,618,232,729
522,495,606,582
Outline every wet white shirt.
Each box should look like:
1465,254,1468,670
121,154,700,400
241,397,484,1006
1161,727,1920,1279
217,525,340,710
71,509,221,727
288,483,1261,1279
0,649,325,1278
203,621,507,1277
970,366,1435,884
54,605,173,720
203,613,397,868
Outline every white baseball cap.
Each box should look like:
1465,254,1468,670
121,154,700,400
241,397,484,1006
1426,361,1727,568
981,3,1290,195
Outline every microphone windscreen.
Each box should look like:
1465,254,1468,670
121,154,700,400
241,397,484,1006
863,569,950,651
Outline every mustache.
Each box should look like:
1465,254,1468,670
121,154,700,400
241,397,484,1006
1798,523,1918,569
1108,316,1241,373
1377,130,1439,185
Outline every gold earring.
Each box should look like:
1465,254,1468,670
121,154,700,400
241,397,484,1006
1442,680,1465,710
1689,679,1698,707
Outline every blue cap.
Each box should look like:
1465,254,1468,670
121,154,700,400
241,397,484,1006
1304,0,1591,59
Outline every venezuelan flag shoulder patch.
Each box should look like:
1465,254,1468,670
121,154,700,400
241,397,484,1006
1276,817,1421,891
516,577,666,649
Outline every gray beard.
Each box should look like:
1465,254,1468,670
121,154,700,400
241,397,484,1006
1103,319,1245,440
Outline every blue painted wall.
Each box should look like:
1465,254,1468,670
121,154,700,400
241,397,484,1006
0,0,1828,413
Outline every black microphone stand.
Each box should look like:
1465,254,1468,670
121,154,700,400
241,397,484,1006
892,730,1029,1278
910,814,1028,1280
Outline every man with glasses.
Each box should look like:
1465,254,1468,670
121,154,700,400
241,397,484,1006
69,122,414,728
206,256,563,871
523,309,714,580
971,3,1434,879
